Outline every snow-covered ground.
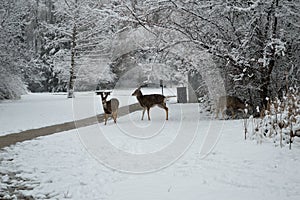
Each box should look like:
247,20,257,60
1,90,300,199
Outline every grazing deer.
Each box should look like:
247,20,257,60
216,95,247,119
98,92,119,125
132,87,168,120
289,128,300,149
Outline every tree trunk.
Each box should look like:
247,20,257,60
67,24,77,98
67,0,78,98
34,0,39,54
260,0,279,108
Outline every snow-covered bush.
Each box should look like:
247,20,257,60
0,68,27,100
246,89,300,149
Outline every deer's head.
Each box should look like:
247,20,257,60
132,87,142,97
100,92,109,107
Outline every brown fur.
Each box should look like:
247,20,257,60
100,92,119,125
132,87,168,120
216,96,246,119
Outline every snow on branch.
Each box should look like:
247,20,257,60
226,0,261,12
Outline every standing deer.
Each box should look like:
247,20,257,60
216,95,247,119
98,92,119,125
132,87,168,120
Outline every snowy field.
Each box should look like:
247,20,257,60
1,90,300,199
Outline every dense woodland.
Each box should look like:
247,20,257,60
1,0,299,108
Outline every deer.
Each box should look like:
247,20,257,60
215,95,248,119
132,87,168,121
98,92,119,125
289,128,300,149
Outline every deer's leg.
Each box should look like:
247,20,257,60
221,109,225,120
230,109,235,119
215,109,219,119
114,110,118,123
158,104,168,120
141,108,146,120
104,113,108,125
112,112,116,123
163,105,168,120
165,107,168,120
147,107,151,120
112,112,115,123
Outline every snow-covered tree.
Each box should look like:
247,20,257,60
51,0,126,97
1,0,299,103
120,0,300,106
0,0,35,99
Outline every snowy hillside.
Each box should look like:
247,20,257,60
1,91,300,199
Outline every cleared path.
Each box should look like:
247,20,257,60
0,103,142,149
